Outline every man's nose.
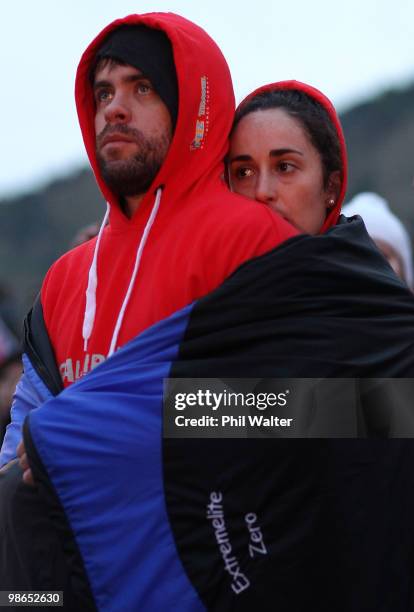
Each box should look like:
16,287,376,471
104,95,132,124
255,173,277,204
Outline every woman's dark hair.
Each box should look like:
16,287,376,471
232,89,342,188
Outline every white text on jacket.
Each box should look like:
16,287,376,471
59,354,106,384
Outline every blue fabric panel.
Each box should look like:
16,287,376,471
0,354,52,466
28,304,204,612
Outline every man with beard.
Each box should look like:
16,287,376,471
3,14,414,612
92,32,173,218
0,14,297,598
1,17,297,470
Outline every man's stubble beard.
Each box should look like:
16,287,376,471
96,126,171,197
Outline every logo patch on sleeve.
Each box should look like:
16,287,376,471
191,76,209,150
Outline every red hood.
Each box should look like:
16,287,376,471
236,80,348,233
42,14,298,380
75,12,235,228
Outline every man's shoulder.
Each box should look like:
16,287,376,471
183,189,298,279
199,190,298,242
47,238,96,278
41,238,96,303
191,188,292,230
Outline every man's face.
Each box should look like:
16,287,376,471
94,60,173,197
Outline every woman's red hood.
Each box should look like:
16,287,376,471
236,80,348,233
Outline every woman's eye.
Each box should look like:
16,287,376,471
278,161,294,173
236,167,254,179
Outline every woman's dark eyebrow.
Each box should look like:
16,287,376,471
269,148,303,157
230,148,304,163
229,154,252,163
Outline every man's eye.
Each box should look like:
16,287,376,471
95,90,112,104
137,82,152,94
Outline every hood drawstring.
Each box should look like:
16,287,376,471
108,187,163,356
82,189,163,356
82,204,110,352
82,189,164,356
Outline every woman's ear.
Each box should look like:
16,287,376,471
326,170,342,204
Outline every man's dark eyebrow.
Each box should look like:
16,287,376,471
93,79,111,91
93,72,149,91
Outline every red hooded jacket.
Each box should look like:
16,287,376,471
40,13,297,386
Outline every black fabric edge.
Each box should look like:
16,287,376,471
23,295,63,396
224,216,404,289
23,418,97,611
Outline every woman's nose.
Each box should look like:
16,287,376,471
255,174,277,204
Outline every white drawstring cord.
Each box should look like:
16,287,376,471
107,187,163,357
82,204,110,352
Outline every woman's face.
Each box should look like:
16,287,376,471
228,108,337,234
